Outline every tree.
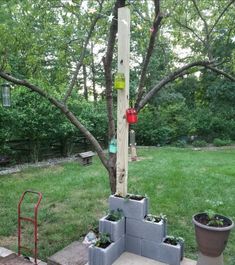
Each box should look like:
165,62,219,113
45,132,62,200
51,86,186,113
0,0,234,193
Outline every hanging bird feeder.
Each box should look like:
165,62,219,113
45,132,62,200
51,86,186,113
1,83,11,107
109,138,117,154
126,108,138,124
114,73,125,90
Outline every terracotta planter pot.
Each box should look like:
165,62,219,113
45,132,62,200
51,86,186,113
192,213,234,257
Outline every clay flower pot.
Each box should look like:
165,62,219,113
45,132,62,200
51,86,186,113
192,212,234,257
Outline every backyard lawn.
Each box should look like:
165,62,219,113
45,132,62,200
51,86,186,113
0,147,234,264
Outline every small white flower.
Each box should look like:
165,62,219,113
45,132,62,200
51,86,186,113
108,14,114,22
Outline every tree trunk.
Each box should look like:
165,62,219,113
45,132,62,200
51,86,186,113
83,64,88,100
91,43,98,103
108,153,117,194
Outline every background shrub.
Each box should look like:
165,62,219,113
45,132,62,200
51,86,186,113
213,138,232,147
192,140,207,147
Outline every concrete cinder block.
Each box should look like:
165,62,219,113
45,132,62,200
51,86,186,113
109,195,148,220
141,239,160,260
125,235,141,255
89,235,125,265
126,218,166,243
99,215,125,242
157,241,182,265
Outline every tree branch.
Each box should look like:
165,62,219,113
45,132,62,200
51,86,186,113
191,0,208,27
204,65,235,82
209,0,235,36
63,2,104,102
191,0,212,59
135,0,163,108
174,18,205,44
136,60,235,112
136,61,212,111
0,71,109,170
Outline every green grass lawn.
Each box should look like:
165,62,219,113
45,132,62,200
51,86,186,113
0,147,235,264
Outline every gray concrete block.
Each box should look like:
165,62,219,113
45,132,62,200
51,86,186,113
125,235,141,255
126,218,166,243
141,239,160,260
99,215,125,242
157,241,182,265
89,235,125,265
109,195,148,220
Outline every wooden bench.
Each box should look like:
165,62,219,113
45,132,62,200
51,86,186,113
76,151,95,166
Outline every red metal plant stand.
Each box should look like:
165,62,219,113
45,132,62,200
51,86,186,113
18,190,42,264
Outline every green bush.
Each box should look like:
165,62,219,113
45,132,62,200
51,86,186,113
173,140,187,148
213,138,232,147
192,140,207,147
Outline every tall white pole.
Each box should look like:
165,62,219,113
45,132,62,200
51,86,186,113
116,7,130,196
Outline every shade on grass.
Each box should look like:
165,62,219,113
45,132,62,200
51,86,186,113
0,147,234,264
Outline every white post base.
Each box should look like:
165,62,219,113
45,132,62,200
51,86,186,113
197,252,223,265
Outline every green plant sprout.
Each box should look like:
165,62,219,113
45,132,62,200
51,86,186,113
95,233,111,248
106,208,123,221
145,213,167,223
206,210,224,227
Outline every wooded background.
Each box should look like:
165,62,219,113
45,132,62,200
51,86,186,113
0,0,234,191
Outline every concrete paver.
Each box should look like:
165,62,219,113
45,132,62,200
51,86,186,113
47,241,88,265
84,252,197,265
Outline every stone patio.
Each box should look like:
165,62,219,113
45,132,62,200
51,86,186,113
0,247,46,265
1,245,197,265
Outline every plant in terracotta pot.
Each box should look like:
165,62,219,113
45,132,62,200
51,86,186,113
192,210,234,257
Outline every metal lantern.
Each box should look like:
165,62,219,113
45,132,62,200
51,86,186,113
114,73,125,90
126,108,138,124
1,83,11,107
109,138,117,154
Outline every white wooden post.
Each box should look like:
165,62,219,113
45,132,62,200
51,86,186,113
116,7,130,196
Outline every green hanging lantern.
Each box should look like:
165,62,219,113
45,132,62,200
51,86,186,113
114,73,125,90
109,138,117,154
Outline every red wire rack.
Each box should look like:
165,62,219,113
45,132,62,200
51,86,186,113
18,190,42,265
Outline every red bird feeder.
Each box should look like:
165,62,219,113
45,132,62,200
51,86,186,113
126,108,138,124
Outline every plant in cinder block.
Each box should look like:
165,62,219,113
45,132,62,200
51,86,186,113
109,194,148,220
158,235,184,265
144,213,167,240
99,209,125,242
89,232,125,265
145,213,167,223
95,233,111,248
106,208,124,221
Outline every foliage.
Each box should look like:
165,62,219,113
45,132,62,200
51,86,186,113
213,138,232,147
0,0,234,195
192,140,207,147
106,208,123,222
205,210,224,227
172,140,187,148
95,233,111,248
164,236,184,246
145,213,167,223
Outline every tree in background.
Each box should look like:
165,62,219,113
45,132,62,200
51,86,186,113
0,0,234,193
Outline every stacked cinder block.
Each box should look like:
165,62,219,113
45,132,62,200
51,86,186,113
89,195,184,265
